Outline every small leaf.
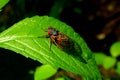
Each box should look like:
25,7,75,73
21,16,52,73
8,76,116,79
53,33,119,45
110,41,120,57
0,0,9,9
94,52,107,65
34,64,57,80
115,61,120,74
0,16,102,79
55,77,65,80
103,56,116,70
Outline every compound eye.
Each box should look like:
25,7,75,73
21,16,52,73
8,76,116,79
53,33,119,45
48,30,51,35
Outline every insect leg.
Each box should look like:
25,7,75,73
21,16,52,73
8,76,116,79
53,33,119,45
37,35,46,38
50,36,63,50
49,39,53,51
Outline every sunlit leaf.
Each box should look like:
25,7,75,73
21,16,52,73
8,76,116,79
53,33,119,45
0,0,9,9
55,77,65,80
103,56,116,70
0,16,102,79
115,61,120,74
94,52,107,65
110,41,120,57
34,64,57,80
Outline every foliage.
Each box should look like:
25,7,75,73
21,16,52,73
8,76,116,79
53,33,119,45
0,0,120,80
95,53,116,69
0,0,9,9
34,64,57,80
110,41,120,58
0,16,101,79
116,62,120,74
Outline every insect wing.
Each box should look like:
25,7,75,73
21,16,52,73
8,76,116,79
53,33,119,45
51,32,74,52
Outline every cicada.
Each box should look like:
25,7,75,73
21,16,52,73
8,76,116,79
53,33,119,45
39,26,86,63
41,26,74,52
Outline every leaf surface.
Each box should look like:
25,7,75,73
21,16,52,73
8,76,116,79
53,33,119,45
0,16,102,79
34,64,57,80
0,0,9,9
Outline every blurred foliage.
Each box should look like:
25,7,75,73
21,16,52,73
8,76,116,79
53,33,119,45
0,15,101,79
0,0,120,80
0,0,9,9
116,62,120,74
110,41,120,57
34,64,57,80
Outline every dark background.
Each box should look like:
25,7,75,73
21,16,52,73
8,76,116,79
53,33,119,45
0,0,120,80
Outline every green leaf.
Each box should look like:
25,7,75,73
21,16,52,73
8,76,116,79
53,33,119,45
0,0,9,9
110,41,120,57
115,61,120,74
94,52,117,70
103,56,116,70
94,52,107,65
55,77,65,80
34,64,57,80
0,16,102,79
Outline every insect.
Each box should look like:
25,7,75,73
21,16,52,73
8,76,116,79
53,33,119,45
39,26,86,63
40,26,74,52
